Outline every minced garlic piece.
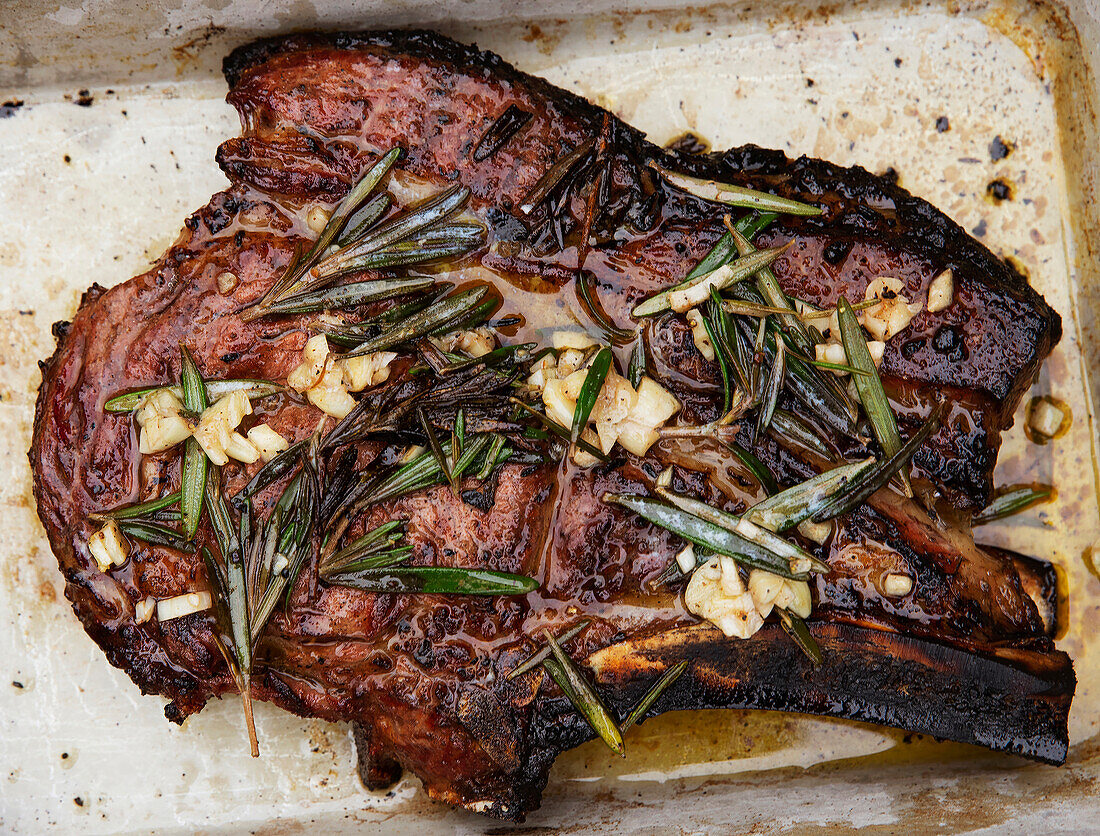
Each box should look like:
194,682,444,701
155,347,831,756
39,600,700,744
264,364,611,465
815,339,885,372
438,327,496,358
193,390,252,466
87,519,129,572
526,353,558,389
135,597,156,624
685,308,715,361
685,556,764,639
926,268,954,313
883,572,914,597
246,424,289,462
216,270,239,295
306,204,331,235
676,544,697,574
668,263,736,312
136,390,193,455
552,331,598,351
307,361,356,419
748,569,812,619
1029,398,1067,440
156,591,212,622
341,351,396,392
287,334,331,393
862,277,921,341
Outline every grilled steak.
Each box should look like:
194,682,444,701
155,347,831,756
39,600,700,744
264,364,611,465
30,29,1072,821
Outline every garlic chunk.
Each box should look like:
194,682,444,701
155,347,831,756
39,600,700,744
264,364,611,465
926,268,954,313
552,331,598,351
439,327,496,358
883,572,914,598
306,204,331,234
684,556,764,639
287,335,331,393
341,351,396,392
87,520,129,572
135,597,156,624
136,390,192,455
307,362,356,419
862,277,921,341
686,308,715,361
193,390,252,467
156,591,213,622
675,544,697,574
668,263,735,312
246,424,289,462
216,270,239,295
225,432,261,464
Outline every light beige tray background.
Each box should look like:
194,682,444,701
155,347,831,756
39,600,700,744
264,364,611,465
1,0,1099,832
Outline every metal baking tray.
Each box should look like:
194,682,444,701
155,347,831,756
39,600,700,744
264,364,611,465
2,0,1098,831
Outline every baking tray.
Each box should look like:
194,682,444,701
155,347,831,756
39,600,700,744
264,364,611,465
2,0,1099,831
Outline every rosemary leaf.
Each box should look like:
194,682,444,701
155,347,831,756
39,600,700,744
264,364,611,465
700,308,731,414
683,212,776,282
602,493,805,579
571,347,612,445
627,339,646,388
724,442,779,496
768,409,833,460
260,276,435,317
542,631,625,756
343,285,489,356
812,401,947,521
746,458,876,532
576,272,635,345
974,484,1055,525
520,138,596,214
837,297,909,496
337,193,392,246
91,491,180,521
729,225,813,354
118,520,195,552
474,104,533,161
653,164,822,216
620,660,689,732
178,346,208,540
104,380,283,414
506,620,592,680
632,245,787,318
777,608,823,666
418,407,454,492
325,566,538,595
754,339,785,442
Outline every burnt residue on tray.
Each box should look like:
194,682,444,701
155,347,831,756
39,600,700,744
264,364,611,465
0,100,24,118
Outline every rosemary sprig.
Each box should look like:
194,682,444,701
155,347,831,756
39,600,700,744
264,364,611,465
249,147,402,315
754,339,785,442
104,380,284,414
571,347,612,445
974,484,1054,525
777,608,822,666
684,212,777,283
837,297,910,496
342,285,490,356
701,308,732,414
319,520,411,576
257,276,434,317
90,491,180,521
602,493,806,579
632,244,788,317
118,519,195,552
812,401,946,521
652,164,823,216
325,566,538,595
520,138,596,214
506,620,592,680
178,345,208,540
576,272,635,345
543,630,624,756
745,458,876,532
312,222,487,281
619,659,689,732
728,223,813,354
768,410,833,460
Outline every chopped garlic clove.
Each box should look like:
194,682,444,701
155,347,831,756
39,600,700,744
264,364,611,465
629,378,680,428
883,573,914,597
868,340,886,367
1029,398,1067,440
926,268,954,313
541,378,577,428
193,390,253,467
685,557,765,639
287,335,331,393
246,424,289,462
776,579,813,618
862,276,920,341
216,270,239,295
225,432,261,464
156,591,213,622
590,372,637,427
571,428,602,467
135,388,184,426
675,544,697,574
797,518,833,545
135,597,156,624
556,348,590,379
748,569,784,616
307,362,356,418
614,420,661,457
306,204,331,234
552,331,598,351
139,413,193,455
686,308,715,361
87,520,129,572
718,556,746,597
341,351,396,392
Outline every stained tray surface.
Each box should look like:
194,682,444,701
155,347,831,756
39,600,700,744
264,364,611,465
1,1,1098,832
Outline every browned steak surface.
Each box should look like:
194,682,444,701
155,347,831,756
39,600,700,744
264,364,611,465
31,30,1071,820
